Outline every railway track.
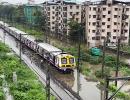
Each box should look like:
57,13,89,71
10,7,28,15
0,27,82,100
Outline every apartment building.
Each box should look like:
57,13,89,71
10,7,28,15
83,0,130,47
42,0,82,35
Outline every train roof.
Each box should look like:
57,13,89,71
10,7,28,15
9,27,36,42
23,35,36,42
0,21,9,27
38,43,62,55
0,21,4,25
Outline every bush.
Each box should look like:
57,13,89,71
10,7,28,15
95,68,110,78
109,84,130,99
0,89,4,100
80,66,91,76
105,55,116,67
0,43,10,53
89,56,101,65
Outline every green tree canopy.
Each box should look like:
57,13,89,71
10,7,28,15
68,20,84,42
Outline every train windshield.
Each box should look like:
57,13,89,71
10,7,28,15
69,58,74,64
61,58,67,64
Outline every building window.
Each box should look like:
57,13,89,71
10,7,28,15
108,4,111,7
76,18,79,22
107,32,111,36
101,36,105,39
52,11,55,14
108,11,111,14
52,6,55,9
103,15,106,18
115,8,118,11
70,12,72,15
92,22,96,26
48,12,50,16
48,7,50,11
70,5,72,9
89,15,91,18
96,36,100,40
92,30,96,33
125,22,128,26
76,12,79,15
52,27,55,29
114,22,117,25
124,30,128,33
63,12,67,17
76,6,79,9
114,15,118,18
89,22,91,25
103,7,106,11
102,22,105,25
89,7,91,10
52,16,55,19
63,7,67,11
107,25,110,28
113,29,117,32
92,37,95,40
93,7,96,11
52,22,55,24
113,36,116,39
126,8,129,11
93,15,96,18
102,29,105,32
108,18,111,21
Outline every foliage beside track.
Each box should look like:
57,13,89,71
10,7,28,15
109,84,130,99
0,42,55,100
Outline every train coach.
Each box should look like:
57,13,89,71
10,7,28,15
0,21,76,71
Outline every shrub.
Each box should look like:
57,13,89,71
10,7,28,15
105,55,116,67
109,84,130,99
95,68,110,78
89,56,101,65
0,89,4,100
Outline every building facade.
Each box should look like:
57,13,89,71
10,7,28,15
24,4,42,25
83,0,130,47
42,0,82,35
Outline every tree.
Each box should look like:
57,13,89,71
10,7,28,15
34,11,46,31
68,20,84,42
14,5,25,23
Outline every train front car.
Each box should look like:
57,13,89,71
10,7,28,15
57,53,76,71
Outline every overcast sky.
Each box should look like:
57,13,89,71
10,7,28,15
1,0,130,4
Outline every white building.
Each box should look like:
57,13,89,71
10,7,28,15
83,0,130,47
42,0,82,36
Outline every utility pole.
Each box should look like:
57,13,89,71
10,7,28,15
102,38,106,78
77,25,82,95
46,57,50,100
115,38,120,86
104,77,109,100
19,34,22,63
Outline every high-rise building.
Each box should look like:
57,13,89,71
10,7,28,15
83,0,130,47
42,0,82,36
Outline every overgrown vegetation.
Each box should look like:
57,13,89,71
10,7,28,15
109,84,130,100
68,19,85,42
0,42,55,100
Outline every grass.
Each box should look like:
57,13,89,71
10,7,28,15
0,42,55,100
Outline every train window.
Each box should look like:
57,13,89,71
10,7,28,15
69,58,74,64
61,58,67,64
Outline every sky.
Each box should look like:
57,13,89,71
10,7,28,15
1,0,130,4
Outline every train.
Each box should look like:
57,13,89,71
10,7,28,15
0,21,76,71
